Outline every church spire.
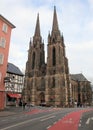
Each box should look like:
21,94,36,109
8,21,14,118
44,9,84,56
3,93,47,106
52,6,59,33
33,13,42,44
34,13,40,37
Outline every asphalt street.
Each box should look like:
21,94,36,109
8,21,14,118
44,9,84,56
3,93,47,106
79,109,93,130
0,107,93,130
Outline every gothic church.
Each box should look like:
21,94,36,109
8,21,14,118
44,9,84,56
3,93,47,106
24,7,70,107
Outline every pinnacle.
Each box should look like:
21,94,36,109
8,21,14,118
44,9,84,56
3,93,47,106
52,6,59,33
34,13,41,37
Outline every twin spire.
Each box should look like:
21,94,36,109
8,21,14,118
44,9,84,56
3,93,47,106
34,13,41,37
34,6,59,39
52,6,59,33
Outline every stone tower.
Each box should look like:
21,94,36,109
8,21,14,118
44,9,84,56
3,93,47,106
45,6,70,107
24,7,70,107
25,14,46,105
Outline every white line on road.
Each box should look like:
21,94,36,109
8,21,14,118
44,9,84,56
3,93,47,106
0,111,62,130
53,121,57,124
47,125,51,129
86,117,93,125
86,118,91,125
40,116,55,121
1,119,8,122
79,123,81,127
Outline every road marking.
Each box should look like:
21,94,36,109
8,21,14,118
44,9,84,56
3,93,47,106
79,123,81,127
40,116,55,121
86,118,91,125
1,119,8,122
47,125,51,129
0,111,63,130
80,119,81,123
63,120,73,124
63,118,74,124
86,117,93,125
53,121,56,124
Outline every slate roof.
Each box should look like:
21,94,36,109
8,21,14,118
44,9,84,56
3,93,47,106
70,73,89,82
7,63,24,76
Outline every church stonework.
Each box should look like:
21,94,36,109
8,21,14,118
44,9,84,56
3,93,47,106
24,7,70,107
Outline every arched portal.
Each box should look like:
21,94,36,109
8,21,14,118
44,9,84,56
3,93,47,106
39,92,45,103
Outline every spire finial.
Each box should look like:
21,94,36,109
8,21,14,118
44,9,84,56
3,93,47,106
54,5,56,10
52,6,59,32
34,13,40,37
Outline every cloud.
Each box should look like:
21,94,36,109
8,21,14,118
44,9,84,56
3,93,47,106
88,0,93,9
66,40,93,82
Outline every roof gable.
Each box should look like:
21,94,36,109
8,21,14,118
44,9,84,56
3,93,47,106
70,73,89,82
7,63,24,76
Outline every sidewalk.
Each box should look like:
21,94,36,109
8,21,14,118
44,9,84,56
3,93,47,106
0,106,25,117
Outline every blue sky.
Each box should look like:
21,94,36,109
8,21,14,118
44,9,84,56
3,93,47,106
0,0,93,83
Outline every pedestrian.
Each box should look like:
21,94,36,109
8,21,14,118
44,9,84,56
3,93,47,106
77,102,80,107
80,103,82,107
15,99,19,107
74,101,77,108
22,101,26,110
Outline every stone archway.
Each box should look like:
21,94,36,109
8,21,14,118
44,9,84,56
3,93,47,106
39,92,45,104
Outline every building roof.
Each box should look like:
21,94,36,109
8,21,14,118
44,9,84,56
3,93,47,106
70,73,89,82
7,63,24,76
0,14,15,28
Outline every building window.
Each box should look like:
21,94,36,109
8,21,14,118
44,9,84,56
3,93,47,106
52,47,56,66
2,23,8,33
0,53,4,64
52,77,55,88
40,52,42,67
32,52,35,69
0,37,6,48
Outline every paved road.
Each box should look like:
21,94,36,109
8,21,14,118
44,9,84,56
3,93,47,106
48,108,93,130
79,109,93,130
0,107,93,130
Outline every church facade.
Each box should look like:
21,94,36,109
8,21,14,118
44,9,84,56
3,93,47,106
24,7,70,107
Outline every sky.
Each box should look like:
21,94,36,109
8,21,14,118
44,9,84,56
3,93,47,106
0,0,93,83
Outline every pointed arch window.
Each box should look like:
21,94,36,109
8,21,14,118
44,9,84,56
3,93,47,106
40,52,42,67
32,52,35,69
52,47,56,66
52,77,55,88
53,38,55,43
